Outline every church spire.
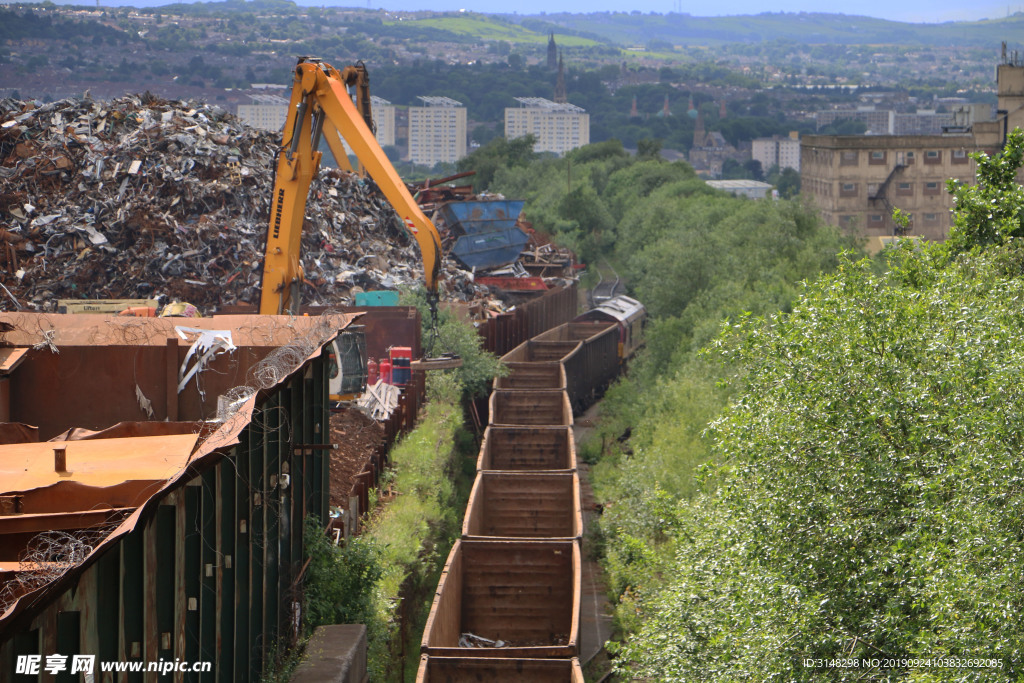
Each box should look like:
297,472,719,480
554,52,567,103
693,108,706,147
547,33,558,70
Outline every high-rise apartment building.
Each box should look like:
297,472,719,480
816,108,895,135
236,94,290,132
236,94,396,153
370,96,396,148
752,133,801,172
504,97,589,156
407,96,467,167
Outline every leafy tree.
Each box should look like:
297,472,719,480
943,127,1024,256
456,134,537,191
636,138,662,160
608,125,1024,682
399,288,506,400
303,517,383,629
773,166,801,198
744,158,764,181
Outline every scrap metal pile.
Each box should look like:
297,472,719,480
0,93,571,315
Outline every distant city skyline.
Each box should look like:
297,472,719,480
40,0,1024,25
326,1,1022,24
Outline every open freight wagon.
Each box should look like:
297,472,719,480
416,655,584,682
476,426,577,472
492,361,566,391
489,390,573,427
527,322,620,412
422,539,581,659
462,471,582,540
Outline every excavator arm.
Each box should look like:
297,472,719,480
321,62,373,176
259,58,443,315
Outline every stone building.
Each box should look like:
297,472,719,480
802,50,1024,245
688,111,743,177
801,135,976,240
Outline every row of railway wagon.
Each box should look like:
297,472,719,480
416,296,645,682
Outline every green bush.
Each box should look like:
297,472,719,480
361,399,468,681
400,287,506,399
303,517,384,629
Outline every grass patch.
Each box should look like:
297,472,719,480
360,396,475,681
392,15,601,46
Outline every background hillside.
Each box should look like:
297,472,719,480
21,2,1024,49
502,11,1024,47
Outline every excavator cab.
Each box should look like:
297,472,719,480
327,327,368,403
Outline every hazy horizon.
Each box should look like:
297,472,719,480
28,0,1024,25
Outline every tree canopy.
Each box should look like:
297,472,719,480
605,129,1024,681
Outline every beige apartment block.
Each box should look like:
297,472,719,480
802,53,1024,246
237,95,396,152
801,135,976,241
371,96,396,148
752,133,801,172
236,94,289,132
408,96,467,167
505,97,590,156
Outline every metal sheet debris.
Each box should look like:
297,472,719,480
356,380,400,421
0,94,577,319
459,632,507,648
174,326,236,394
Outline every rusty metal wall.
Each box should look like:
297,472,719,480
0,352,332,683
478,284,579,357
9,344,280,440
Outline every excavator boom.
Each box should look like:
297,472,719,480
259,58,443,315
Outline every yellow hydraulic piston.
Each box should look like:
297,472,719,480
259,58,443,315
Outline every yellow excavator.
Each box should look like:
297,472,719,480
259,58,457,400
259,57,443,317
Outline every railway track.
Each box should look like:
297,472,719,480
417,317,632,682
590,261,624,308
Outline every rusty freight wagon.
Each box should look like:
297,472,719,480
416,655,584,682
476,426,577,472
488,390,573,427
530,322,619,411
419,294,643,677
492,361,566,391
462,471,582,540
421,539,580,659
499,339,581,364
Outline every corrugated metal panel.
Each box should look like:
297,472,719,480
0,313,341,682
